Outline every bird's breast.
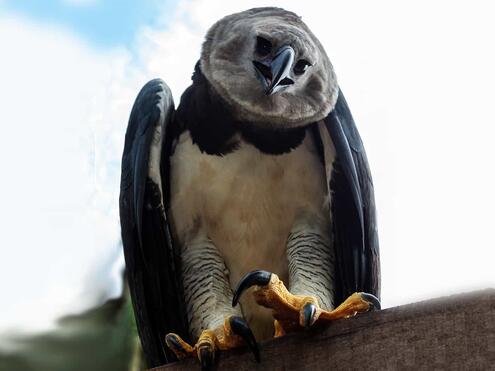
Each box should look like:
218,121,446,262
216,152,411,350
169,129,328,338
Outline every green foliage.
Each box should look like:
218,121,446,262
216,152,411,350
0,294,142,371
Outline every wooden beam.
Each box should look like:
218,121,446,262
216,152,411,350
152,289,495,370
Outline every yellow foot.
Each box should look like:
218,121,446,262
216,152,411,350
232,270,380,335
165,316,259,370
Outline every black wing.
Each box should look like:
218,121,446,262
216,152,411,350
315,88,380,305
119,79,188,367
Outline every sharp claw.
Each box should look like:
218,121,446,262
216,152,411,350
229,316,260,363
361,293,381,310
232,270,272,307
165,334,187,356
302,303,317,329
199,346,214,371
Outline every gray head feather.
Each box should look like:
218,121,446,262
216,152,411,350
201,7,338,128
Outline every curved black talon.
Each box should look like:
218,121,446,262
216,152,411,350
165,333,187,357
232,270,272,306
361,293,381,311
230,316,260,363
199,346,214,371
302,303,317,329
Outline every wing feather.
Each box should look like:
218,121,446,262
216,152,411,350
119,79,187,367
321,88,381,304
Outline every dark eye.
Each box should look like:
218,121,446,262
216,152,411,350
294,59,311,75
256,36,272,57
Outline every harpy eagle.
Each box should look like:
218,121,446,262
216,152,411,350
120,7,380,370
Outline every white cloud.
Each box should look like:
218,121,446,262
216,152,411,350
0,15,139,338
1,0,495,344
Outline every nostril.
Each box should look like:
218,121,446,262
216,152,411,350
279,77,294,86
253,61,272,80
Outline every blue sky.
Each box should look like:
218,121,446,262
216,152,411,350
1,0,177,47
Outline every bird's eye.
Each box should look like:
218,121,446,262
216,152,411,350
256,36,272,57
294,59,311,75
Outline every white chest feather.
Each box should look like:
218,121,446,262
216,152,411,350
169,131,329,288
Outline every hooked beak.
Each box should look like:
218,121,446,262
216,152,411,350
253,45,295,95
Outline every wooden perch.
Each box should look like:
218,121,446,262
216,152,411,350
152,289,495,370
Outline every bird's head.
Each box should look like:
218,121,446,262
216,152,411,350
200,7,338,129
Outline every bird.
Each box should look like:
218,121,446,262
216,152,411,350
119,7,380,370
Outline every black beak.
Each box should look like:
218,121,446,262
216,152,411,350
253,45,295,95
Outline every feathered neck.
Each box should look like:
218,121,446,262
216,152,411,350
175,62,308,156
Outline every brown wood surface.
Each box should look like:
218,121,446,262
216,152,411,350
151,289,495,371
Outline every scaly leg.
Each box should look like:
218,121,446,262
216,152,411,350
167,236,258,370
166,316,258,368
232,217,379,334
233,271,380,333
